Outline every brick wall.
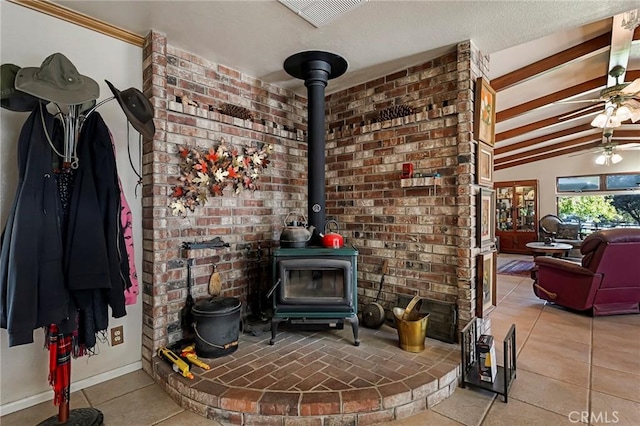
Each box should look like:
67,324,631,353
141,30,310,371
141,29,492,373
324,41,490,328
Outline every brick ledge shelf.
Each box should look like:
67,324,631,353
152,326,460,425
167,101,305,142
400,177,442,188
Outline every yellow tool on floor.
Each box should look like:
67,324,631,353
158,347,194,379
180,344,211,370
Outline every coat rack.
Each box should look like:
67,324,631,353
46,82,151,426
38,98,111,426
2,54,153,426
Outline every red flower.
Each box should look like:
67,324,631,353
179,147,189,158
227,166,239,178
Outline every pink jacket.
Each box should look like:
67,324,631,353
110,132,139,305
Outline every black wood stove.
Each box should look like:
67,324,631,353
268,51,359,346
270,246,359,345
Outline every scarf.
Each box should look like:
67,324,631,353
46,324,72,406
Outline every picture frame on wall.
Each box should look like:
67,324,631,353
476,187,496,248
476,250,497,318
476,142,493,187
474,77,496,146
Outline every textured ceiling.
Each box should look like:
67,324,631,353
48,0,640,164
54,0,638,95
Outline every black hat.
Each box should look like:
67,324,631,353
1,63,41,112
105,80,155,139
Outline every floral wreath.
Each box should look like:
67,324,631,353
169,139,273,216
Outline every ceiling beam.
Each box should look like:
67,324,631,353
495,124,597,155
610,129,640,138
495,141,603,170
496,77,605,123
492,32,611,91
496,70,640,123
495,134,601,164
495,104,601,142
625,70,640,80
495,129,640,170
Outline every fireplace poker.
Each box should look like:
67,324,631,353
180,257,195,337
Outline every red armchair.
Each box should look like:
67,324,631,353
533,228,640,316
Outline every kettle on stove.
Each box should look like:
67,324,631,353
279,212,315,248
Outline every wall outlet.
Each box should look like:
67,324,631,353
111,325,124,346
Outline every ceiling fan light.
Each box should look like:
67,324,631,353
591,113,609,128
611,153,623,164
605,116,622,128
595,154,607,165
615,106,632,121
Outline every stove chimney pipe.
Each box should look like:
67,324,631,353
284,51,347,245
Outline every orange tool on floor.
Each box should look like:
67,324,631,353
180,344,211,370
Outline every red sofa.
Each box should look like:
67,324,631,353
533,228,640,316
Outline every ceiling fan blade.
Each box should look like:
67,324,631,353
616,143,640,151
569,148,602,157
569,152,597,158
555,99,602,104
622,99,640,109
621,78,640,96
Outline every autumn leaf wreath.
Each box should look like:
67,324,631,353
170,139,273,216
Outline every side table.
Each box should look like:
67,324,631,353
525,242,572,258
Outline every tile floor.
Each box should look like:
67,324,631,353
2,254,639,425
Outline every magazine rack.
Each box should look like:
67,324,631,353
460,319,516,402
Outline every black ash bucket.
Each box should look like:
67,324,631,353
192,297,241,358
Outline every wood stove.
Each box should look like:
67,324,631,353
267,51,360,346
270,246,359,346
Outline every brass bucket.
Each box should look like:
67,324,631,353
393,295,429,352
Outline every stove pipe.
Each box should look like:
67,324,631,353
284,51,348,245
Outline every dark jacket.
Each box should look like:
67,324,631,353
66,112,127,319
0,105,69,346
1,108,129,347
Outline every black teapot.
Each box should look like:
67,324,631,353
280,213,315,248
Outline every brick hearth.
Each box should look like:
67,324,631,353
154,326,459,425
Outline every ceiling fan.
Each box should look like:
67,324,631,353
571,130,640,165
585,66,640,128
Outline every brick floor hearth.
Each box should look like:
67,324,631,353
152,323,460,425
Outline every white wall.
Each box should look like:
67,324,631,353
0,2,144,413
494,149,640,217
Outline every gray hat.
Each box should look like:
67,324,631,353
15,52,99,105
1,63,41,112
106,80,155,139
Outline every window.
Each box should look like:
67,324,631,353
557,172,640,193
557,173,640,235
557,176,600,192
557,194,640,236
605,174,640,190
